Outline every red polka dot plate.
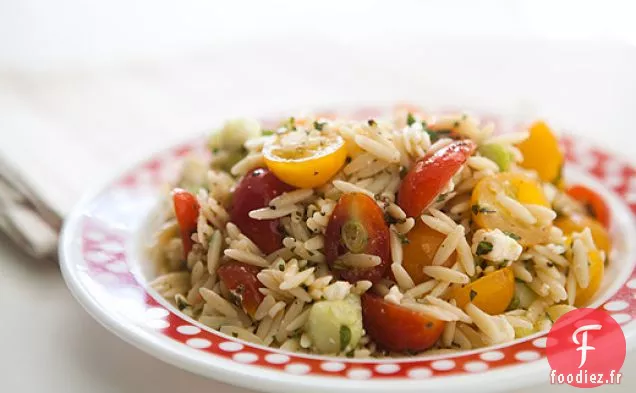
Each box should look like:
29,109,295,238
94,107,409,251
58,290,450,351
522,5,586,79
60,105,636,393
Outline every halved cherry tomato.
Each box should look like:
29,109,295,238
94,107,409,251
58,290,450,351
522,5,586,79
263,131,347,188
230,167,294,254
398,140,476,217
471,172,550,246
217,261,264,317
172,188,200,258
361,293,444,352
555,214,611,256
517,120,564,183
574,250,604,307
566,185,611,228
451,267,515,315
402,220,457,284
324,193,390,283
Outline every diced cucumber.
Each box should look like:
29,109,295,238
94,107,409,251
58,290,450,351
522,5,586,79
515,281,537,309
478,143,511,171
305,295,363,354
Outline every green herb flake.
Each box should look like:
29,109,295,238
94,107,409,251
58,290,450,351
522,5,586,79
232,332,239,338
340,325,352,351
399,166,408,179
261,129,274,136
397,233,410,244
506,294,520,311
313,121,326,131
471,204,496,215
504,231,521,241
175,294,190,311
469,289,478,301
288,117,297,130
384,213,399,225
553,162,564,186
476,241,494,256
436,193,448,203
406,113,416,127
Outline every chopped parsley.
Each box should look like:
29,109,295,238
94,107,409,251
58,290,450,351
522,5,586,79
406,112,416,127
506,294,520,311
436,193,449,203
288,116,297,130
504,231,521,241
469,289,478,301
553,162,564,186
384,212,400,225
471,204,496,215
425,129,453,144
340,325,352,351
175,294,190,311
397,232,410,244
232,332,239,338
476,241,494,256
399,166,408,179
313,121,326,131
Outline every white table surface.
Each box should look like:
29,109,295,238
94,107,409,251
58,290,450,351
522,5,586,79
0,234,634,392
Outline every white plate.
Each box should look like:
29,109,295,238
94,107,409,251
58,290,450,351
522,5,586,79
60,105,636,392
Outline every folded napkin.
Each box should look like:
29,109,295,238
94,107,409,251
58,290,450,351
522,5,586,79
1,37,632,258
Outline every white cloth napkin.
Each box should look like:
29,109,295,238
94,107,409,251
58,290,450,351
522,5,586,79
1,37,634,258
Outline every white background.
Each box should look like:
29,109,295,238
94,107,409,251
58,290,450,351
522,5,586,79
0,1,635,392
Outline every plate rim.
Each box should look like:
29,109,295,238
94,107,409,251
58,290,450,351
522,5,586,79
59,104,636,392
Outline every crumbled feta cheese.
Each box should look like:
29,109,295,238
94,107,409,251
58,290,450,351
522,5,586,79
472,229,523,263
384,285,404,305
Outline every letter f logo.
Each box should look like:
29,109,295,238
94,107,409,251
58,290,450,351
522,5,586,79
572,324,602,368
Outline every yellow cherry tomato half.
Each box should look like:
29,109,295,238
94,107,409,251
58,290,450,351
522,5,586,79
574,250,604,307
452,267,515,315
402,220,457,285
263,132,347,188
471,172,551,246
517,120,564,183
555,214,611,256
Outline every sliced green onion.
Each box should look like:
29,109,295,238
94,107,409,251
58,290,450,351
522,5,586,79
341,220,368,253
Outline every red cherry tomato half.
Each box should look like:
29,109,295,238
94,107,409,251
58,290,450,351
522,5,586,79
398,140,476,217
217,261,264,317
361,293,445,352
324,193,390,283
230,167,295,254
567,185,611,228
172,188,200,258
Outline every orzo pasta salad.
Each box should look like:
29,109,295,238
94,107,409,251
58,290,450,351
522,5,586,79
149,110,612,357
